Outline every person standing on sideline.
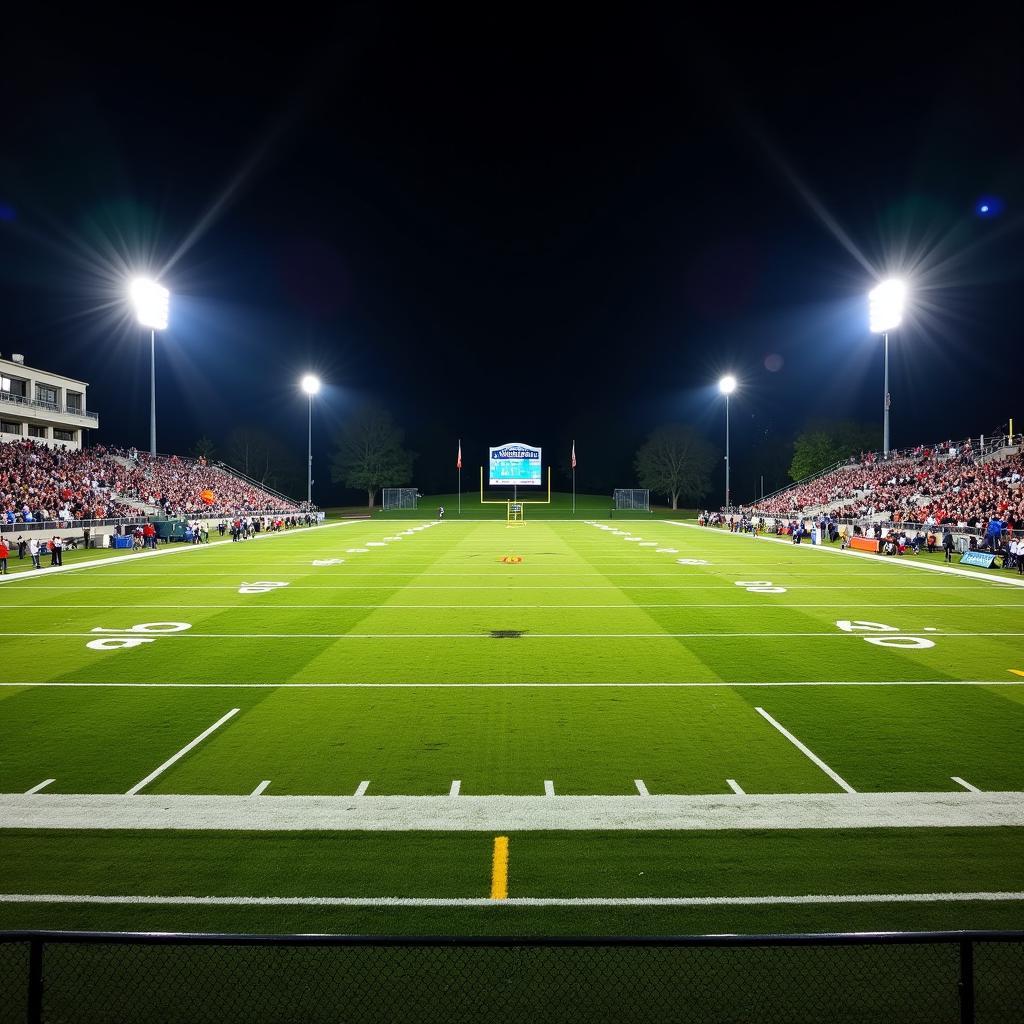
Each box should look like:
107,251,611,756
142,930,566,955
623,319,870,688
52,536,63,567
0,537,8,574
438,506,445,520
28,537,40,569
942,527,955,563
17,536,26,560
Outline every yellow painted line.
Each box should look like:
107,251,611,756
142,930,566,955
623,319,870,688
1011,670,1024,678
490,836,509,900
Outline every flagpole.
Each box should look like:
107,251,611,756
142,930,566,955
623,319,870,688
458,439,462,516
571,439,576,516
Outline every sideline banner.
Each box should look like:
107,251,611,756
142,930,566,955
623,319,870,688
960,551,996,568
849,537,880,553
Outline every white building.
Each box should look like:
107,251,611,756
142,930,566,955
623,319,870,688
0,353,97,450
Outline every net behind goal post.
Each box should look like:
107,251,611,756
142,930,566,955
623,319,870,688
382,488,419,510
613,488,650,511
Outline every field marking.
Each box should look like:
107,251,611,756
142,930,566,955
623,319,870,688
3,680,1022,689
666,521,1024,590
726,779,745,795
490,836,509,900
251,781,271,796
1,890,1022,908
755,708,856,794
125,709,240,796
9,631,1024,640
1012,670,1024,678
19,584,1015,591
544,780,555,797
0,521,360,587
5,792,1024,831
634,779,649,797
24,779,54,795
354,781,370,797
952,777,981,793
10,603,1024,610
449,780,461,797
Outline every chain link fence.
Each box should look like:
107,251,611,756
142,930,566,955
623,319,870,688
0,930,1021,1023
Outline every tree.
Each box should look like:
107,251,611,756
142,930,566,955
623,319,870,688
789,420,877,481
330,408,415,508
223,426,303,496
191,435,216,461
634,425,716,510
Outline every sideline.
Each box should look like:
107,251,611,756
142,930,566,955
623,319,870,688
663,521,1024,589
1,790,1022,831
0,519,362,586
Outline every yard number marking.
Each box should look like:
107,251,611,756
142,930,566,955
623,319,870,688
835,619,935,649
87,621,192,651
736,580,787,594
238,581,290,595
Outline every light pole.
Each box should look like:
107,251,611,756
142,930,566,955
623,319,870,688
300,374,321,505
130,278,170,456
719,375,737,509
868,278,906,457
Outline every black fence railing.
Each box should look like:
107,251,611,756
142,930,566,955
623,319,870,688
0,929,1021,1023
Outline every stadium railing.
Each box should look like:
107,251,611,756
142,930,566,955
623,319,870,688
0,929,1021,1023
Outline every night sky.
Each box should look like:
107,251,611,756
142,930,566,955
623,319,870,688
1,10,1021,504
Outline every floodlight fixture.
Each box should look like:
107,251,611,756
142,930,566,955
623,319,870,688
718,374,737,396
130,277,170,330
868,278,905,334
301,374,321,395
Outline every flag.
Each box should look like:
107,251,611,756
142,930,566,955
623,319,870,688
571,441,576,470
457,440,462,470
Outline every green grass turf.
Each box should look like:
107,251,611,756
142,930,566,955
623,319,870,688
375,490,675,519
0,519,1022,938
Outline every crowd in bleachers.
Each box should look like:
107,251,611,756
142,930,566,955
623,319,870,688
0,439,300,526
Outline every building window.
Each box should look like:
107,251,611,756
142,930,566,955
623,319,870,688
66,391,82,413
1,420,21,435
35,384,58,407
53,429,76,442
28,425,46,439
0,376,25,397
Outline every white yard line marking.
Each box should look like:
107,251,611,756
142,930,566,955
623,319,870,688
354,781,370,797
634,779,649,797
726,779,745,795
8,631,1023,639
125,709,240,796
251,781,271,797
755,707,856,794
10,603,1024,610
952,776,981,793
544,780,555,797
24,779,54,795
2,680,1021,689
449,780,461,797
0,890,1021,908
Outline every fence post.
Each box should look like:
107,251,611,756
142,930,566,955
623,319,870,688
26,936,44,1024
958,938,975,1024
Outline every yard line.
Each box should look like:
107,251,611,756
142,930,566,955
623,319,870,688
449,780,461,797
544,780,555,797
634,779,650,797
490,836,509,900
726,779,745,795
1,890,1021,908
125,708,240,796
13,602,1022,610
354,781,370,797
952,776,981,793
754,707,856,794
251,781,271,796
3,680,1022,689
24,779,54,795
7,630,1024,639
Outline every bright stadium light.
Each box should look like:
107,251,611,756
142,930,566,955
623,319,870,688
868,278,907,456
300,374,322,505
718,375,738,508
130,277,170,455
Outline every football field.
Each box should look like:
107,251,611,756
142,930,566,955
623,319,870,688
1,516,1023,937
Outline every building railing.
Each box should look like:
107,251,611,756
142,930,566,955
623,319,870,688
0,390,98,423
0,929,1020,1023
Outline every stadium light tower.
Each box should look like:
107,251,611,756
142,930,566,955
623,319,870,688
300,374,321,505
130,277,170,456
868,278,906,457
719,375,737,509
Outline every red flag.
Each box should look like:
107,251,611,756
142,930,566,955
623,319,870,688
571,441,576,469
457,440,462,470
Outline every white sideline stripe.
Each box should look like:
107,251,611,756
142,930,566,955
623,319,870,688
24,779,54,795
449,780,461,797
2,890,1021,908
125,709,240,796
664,521,1024,589
952,776,981,793
544,780,555,797
11,603,1024,610
726,779,745,795
354,781,370,797
7,631,1023,639
634,779,649,797
2,792,1023,831
0,520,359,587
251,781,271,797
2,680,1021,690
755,707,856,794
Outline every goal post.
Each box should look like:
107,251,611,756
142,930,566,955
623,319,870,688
613,488,650,511
382,487,419,510
507,501,524,524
